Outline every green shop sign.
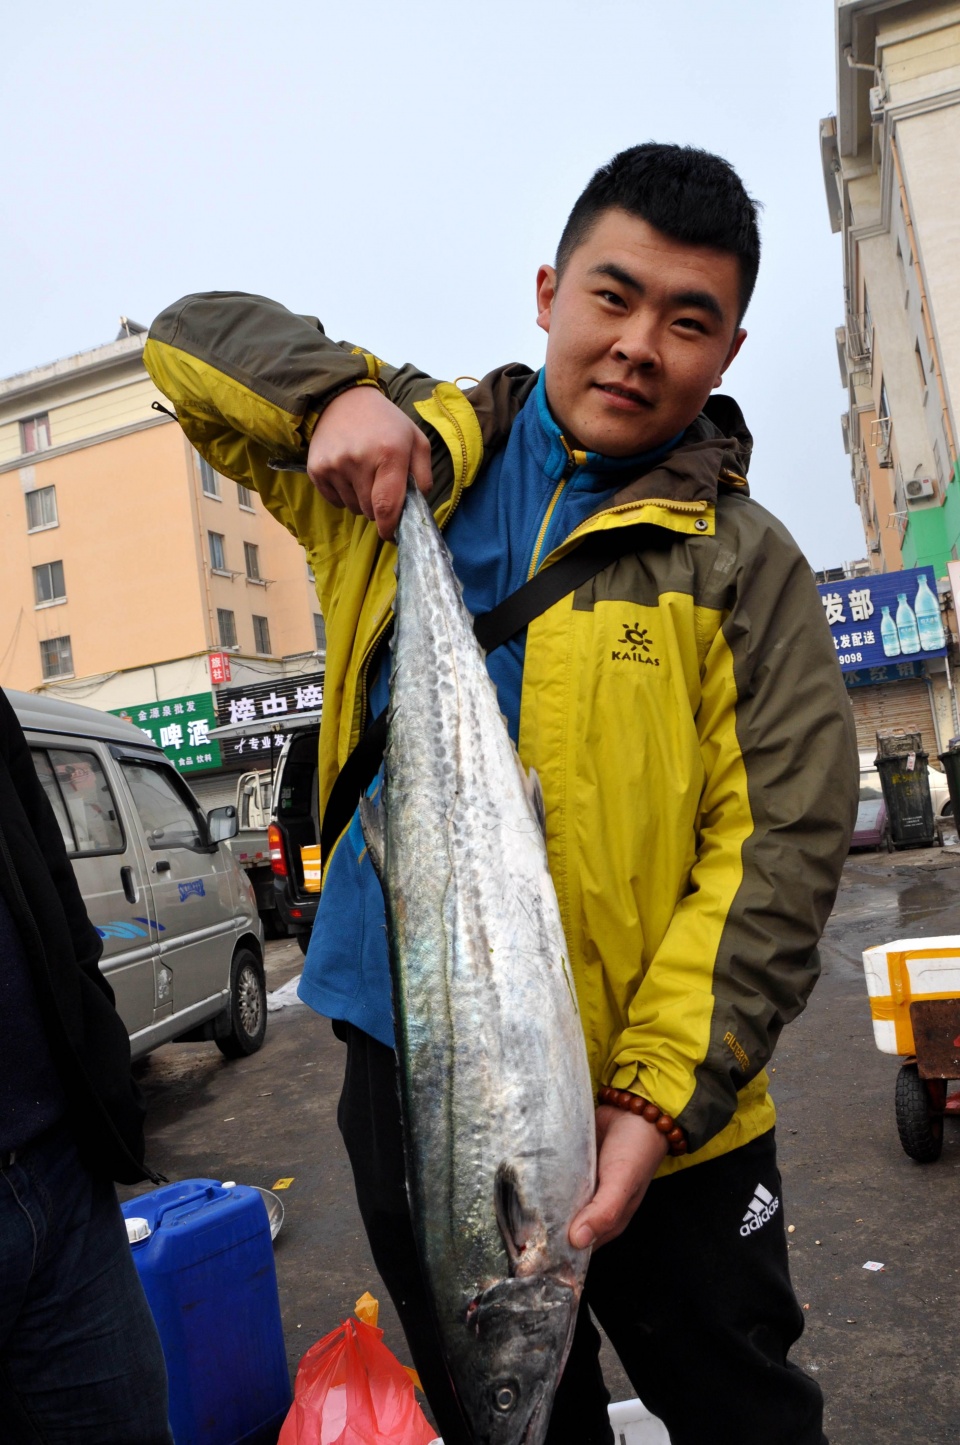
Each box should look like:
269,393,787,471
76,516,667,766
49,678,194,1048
109,692,222,774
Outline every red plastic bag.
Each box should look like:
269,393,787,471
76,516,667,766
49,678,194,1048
278,1308,437,1445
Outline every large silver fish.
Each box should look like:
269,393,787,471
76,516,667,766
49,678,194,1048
360,484,597,1445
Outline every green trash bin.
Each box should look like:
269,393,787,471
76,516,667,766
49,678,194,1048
875,731,937,849
938,741,960,824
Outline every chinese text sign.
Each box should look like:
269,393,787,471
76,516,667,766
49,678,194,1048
816,566,947,674
109,692,222,773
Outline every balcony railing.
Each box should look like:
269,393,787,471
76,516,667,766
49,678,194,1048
870,415,894,468
846,312,873,364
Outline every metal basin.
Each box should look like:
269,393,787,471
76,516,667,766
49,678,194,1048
252,1186,285,1241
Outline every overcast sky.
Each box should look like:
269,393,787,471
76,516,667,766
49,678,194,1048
1,0,863,568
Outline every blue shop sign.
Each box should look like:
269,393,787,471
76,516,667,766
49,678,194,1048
843,660,925,689
816,566,948,674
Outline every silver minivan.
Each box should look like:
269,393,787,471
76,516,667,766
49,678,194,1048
11,688,267,1061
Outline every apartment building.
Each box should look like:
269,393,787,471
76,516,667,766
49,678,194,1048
0,321,325,794
821,0,960,575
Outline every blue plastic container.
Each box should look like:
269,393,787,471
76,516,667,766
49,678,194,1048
121,1179,291,1445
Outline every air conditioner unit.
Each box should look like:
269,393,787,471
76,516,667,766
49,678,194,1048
905,477,936,502
869,537,881,553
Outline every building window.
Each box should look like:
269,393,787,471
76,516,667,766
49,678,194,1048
25,485,58,532
217,608,237,648
237,483,255,510
252,615,272,654
198,454,221,498
934,438,946,486
244,542,261,580
40,635,73,679
20,413,51,455
314,614,326,653
33,560,66,606
306,561,315,583
209,531,226,571
879,377,890,420
915,343,927,391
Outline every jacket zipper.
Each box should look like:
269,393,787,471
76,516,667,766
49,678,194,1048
356,613,393,739
527,439,584,580
562,494,709,546
528,477,568,580
0,822,165,1186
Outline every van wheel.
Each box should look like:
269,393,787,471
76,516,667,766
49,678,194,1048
216,949,267,1058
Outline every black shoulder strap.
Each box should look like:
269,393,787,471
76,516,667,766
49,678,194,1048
319,527,640,860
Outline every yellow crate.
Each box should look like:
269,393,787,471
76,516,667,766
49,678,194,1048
300,843,322,893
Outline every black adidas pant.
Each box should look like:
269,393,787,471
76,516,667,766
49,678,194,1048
334,1022,827,1445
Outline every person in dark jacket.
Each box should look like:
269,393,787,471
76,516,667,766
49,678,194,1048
0,688,173,1443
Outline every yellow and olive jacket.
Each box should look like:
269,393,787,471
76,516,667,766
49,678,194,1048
145,292,858,1173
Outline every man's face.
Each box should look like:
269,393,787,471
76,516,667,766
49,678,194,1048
536,208,747,457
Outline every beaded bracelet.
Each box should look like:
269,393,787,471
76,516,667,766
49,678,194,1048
597,1085,689,1156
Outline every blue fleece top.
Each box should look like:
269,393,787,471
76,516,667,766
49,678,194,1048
298,373,680,1045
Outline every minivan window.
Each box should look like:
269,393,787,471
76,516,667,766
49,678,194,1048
31,749,77,852
37,748,124,853
121,761,206,851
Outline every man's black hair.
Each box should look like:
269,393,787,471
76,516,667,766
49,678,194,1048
556,143,761,323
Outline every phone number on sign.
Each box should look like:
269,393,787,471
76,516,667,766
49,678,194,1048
838,651,864,665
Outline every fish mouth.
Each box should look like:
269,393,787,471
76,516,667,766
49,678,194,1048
519,1393,551,1445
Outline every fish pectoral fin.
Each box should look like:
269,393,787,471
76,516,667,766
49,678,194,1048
494,1163,544,1274
523,767,546,838
358,795,386,878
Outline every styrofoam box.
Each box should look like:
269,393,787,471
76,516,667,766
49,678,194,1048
862,934,960,1055
608,1398,671,1443
433,1399,669,1445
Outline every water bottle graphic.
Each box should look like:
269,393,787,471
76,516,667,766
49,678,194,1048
896,592,921,654
880,605,901,658
914,573,945,651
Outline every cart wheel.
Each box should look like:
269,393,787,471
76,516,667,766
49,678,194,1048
894,1063,943,1163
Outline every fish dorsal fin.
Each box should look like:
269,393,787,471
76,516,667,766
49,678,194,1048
523,766,546,838
359,794,386,878
494,1162,540,1273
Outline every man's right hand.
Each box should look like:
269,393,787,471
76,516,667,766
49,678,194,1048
306,386,433,540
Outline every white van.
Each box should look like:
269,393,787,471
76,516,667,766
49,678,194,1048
11,689,266,1061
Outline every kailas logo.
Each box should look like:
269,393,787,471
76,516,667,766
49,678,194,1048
740,1182,780,1236
611,620,659,666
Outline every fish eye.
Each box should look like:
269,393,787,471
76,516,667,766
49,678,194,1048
492,1380,519,1413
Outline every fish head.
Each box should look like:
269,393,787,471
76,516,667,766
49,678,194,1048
457,1274,577,1445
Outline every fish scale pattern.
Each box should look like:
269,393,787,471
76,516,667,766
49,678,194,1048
372,486,596,1445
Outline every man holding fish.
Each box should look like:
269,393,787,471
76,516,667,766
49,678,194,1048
146,142,857,1444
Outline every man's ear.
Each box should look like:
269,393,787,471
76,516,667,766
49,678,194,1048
536,265,557,335
714,327,747,387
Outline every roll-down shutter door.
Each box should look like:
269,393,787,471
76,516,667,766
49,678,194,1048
848,679,935,753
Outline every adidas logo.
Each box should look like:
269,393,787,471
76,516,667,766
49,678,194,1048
739,1182,780,1237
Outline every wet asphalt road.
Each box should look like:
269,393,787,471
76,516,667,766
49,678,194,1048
119,849,960,1444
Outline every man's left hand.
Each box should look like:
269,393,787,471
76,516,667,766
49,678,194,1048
569,1106,669,1250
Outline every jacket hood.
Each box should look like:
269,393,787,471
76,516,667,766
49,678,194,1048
465,366,753,506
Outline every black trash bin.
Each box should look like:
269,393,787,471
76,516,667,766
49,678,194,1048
875,731,937,849
938,740,960,824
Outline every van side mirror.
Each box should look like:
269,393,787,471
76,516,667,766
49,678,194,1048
208,805,238,843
